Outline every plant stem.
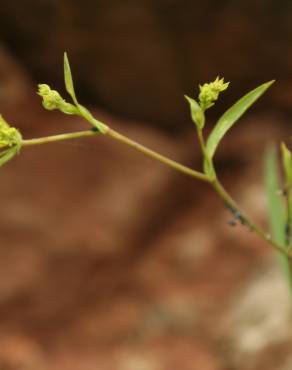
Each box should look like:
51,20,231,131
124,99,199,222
22,130,97,146
22,128,209,183
196,127,290,256
22,126,289,256
197,129,207,157
284,183,292,283
106,128,209,182
285,186,292,248
211,178,289,255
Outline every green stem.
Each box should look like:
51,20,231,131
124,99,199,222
196,127,289,256
22,126,289,256
106,128,209,182
197,129,207,157
22,130,97,146
283,170,292,289
211,178,289,255
286,187,292,248
22,128,209,183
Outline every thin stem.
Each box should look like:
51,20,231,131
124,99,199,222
22,125,289,256
106,128,209,182
196,127,289,256
211,178,289,255
22,128,209,183
197,129,207,156
22,130,97,146
197,128,216,179
283,166,292,288
285,186,292,248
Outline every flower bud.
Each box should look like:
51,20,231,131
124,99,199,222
199,77,229,111
0,115,22,149
37,84,78,115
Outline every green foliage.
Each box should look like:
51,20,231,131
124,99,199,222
1,53,292,297
0,146,20,167
64,52,78,105
185,76,292,290
265,146,292,289
186,79,275,183
38,53,108,134
184,95,205,130
281,143,292,190
281,143,292,249
62,53,108,133
205,80,274,161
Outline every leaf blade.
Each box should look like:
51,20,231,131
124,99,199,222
265,145,292,287
0,146,19,167
281,142,292,186
206,80,275,159
184,95,205,130
64,52,78,105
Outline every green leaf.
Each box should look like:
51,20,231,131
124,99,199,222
184,95,205,130
281,142,292,250
0,146,19,167
64,52,78,105
265,145,292,288
281,142,292,185
206,80,275,160
63,53,108,134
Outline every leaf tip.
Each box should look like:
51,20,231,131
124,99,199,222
266,79,276,88
63,52,70,75
63,51,78,104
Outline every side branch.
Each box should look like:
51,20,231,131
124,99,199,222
22,128,209,183
22,127,289,256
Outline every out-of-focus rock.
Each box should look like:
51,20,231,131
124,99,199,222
221,259,292,369
0,333,47,370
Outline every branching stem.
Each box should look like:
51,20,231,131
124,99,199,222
22,125,290,257
22,128,209,183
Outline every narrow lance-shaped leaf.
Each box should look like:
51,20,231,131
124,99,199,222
281,143,292,187
281,142,292,248
0,146,19,167
265,145,292,289
184,95,205,130
63,53,108,134
206,80,275,160
64,52,78,105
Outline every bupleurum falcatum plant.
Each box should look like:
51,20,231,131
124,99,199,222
2,53,292,290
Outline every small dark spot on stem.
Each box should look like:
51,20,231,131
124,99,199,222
228,219,237,227
285,223,291,245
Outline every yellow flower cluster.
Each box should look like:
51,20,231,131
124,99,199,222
0,115,21,149
199,77,229,111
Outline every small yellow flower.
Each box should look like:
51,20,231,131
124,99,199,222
199,77,229,111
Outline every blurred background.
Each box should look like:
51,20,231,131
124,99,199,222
0,1,291,369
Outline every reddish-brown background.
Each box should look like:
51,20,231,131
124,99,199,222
0,2,291,369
